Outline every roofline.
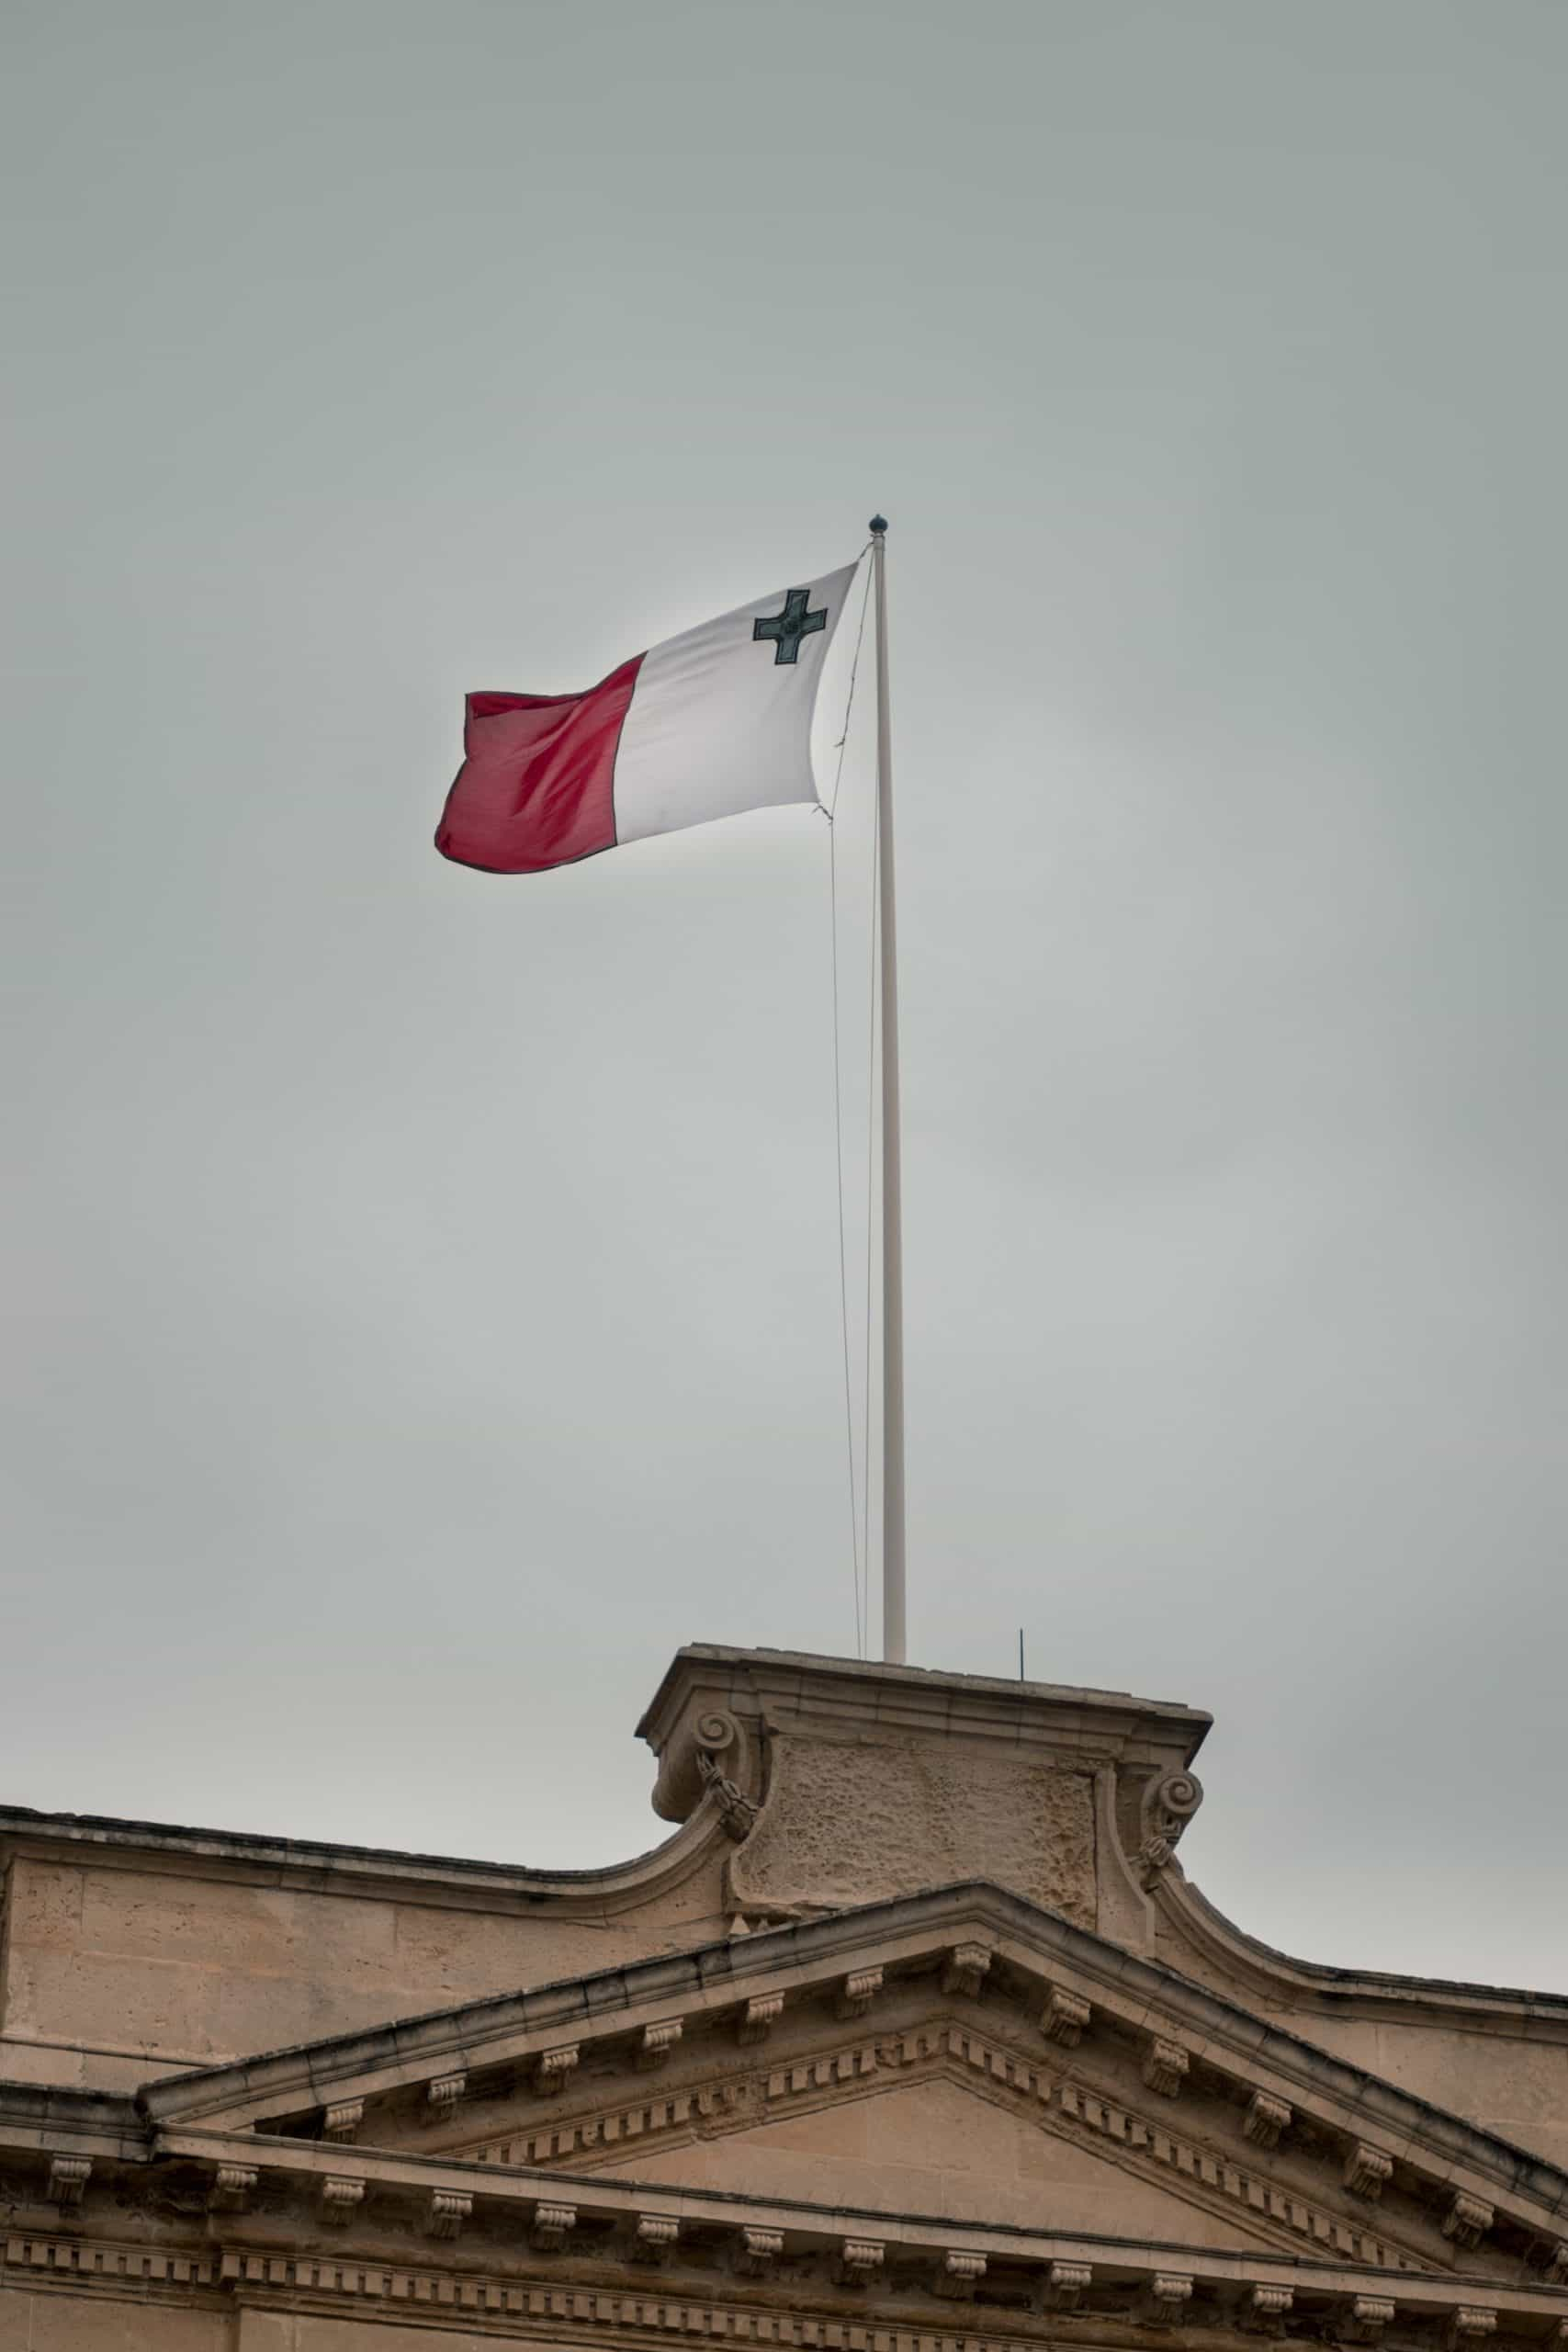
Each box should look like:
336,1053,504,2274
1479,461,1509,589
132,1876,1568,2231
636,1643,1214,1747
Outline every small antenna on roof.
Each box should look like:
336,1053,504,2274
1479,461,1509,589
1019,1629,1025,1682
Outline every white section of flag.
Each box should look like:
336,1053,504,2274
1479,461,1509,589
613,562,858,846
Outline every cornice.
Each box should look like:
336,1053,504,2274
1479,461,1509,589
637,1648,1211,1826
126,1882,1568,2264
0,1793,730,1920
4,2130,1566,2350
1156,1878,1568,2044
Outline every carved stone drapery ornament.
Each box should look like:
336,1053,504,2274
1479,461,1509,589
697,1746,761,1843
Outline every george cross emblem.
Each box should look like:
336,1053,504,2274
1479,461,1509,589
753,586,828,666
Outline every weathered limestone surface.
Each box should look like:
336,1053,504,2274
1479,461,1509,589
728,1735,1096,1924
0,2295,225,2346
0,1827,735,2091
591,2071,1280,2243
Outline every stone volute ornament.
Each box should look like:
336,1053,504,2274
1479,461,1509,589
649,1703,763,1843
1136,1768,1206,1881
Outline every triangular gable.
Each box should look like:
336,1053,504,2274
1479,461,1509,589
138,1882,1568,2290
576,2070,1295,2251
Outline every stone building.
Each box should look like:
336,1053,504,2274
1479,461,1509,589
2,1644,1566,2350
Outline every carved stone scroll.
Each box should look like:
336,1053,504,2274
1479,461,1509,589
322,2099,363,2143
1138,1770,1205,1876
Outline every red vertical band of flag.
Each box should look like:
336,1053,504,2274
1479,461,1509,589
434,654,644,875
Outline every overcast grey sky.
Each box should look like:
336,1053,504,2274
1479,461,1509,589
5,1,1565,1991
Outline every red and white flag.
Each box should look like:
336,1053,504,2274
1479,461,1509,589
435,563,858,874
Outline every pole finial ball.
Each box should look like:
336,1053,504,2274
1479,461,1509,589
869,514,888,536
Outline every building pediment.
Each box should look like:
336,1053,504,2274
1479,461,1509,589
138,1882,1568,2293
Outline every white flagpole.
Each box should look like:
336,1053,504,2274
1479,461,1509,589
869,515,907,1666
